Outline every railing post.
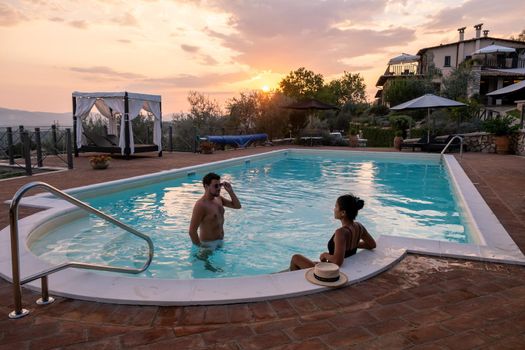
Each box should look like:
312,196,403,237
66,128,73,169
168,125,173,152
21,131,32,176
7,127,14,165
35,128,43,167
51,125,58,155
8,198,29,319
36,276,54,305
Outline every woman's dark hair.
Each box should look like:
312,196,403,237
337,194,364,221
203,172,220,186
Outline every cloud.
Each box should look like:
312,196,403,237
49,17,64,23
427,0,525,37
112,12,139,27
0,3,26,26
207,25,414,74
68,20,88,29
180,44,219,65
181,44,200,53
200,0,415,75
70,66,146,80
138,71,250,89
118,39,132,44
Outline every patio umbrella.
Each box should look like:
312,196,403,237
282,99,340,134
282,99,340,110
388,53,420,65
472,44,516,55
390,94,466,142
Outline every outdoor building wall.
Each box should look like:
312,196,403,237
427,46,458,78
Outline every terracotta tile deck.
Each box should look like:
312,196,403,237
1,147,524,349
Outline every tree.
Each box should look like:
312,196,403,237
278,67,324,100
254,91,293,139
327,71,367,106
383,78,435,107
226,91,258,133
510,29,525,42
187,91,223,130
442,60,475,101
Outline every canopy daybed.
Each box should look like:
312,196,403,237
72,91,162,158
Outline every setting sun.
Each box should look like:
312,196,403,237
261,85,270,92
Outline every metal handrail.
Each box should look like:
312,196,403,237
441,135,464,159
8,181,154,319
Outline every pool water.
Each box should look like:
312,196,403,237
30,151,472,279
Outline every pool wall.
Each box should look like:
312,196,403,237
0,149,524,306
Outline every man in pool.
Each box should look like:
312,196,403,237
189,172,242,247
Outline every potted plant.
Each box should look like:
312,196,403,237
393,130,404,151
482,116,519,154
199,140,215,154
348,128,359,147
89,154,111,170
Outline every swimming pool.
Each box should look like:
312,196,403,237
28,150,473,279
1,149,523,305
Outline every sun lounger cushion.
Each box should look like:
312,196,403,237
205,134,268,148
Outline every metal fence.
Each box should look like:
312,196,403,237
0,125,74,175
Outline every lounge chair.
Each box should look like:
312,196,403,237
81,132,159,155
423,135,463,153
401,135,463,153
400,136,429,151
204,134,268,149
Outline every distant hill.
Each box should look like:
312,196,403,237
0,107,71,127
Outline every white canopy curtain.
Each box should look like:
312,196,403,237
72,92,162,155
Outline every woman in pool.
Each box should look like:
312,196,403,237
289,194,376,271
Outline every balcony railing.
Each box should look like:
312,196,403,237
480,58,525,70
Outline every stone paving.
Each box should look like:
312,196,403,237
0,147,524,349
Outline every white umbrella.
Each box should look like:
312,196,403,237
388,53,420,65
472,44,516,55
390,94,466,142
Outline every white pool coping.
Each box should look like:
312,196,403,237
0,149,524,306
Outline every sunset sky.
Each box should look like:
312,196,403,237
1,0,524,114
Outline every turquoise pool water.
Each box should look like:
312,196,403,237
30,151,472,279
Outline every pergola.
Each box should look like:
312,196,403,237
72,91,162,157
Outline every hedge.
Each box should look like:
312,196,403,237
361,127,396,147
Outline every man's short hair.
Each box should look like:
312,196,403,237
203,172,220,186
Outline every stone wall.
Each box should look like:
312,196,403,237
462,132,495,153
462,131,525,155
511,131,525,156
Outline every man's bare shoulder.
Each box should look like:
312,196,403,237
194,196,220,209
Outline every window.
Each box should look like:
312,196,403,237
444,56,451,67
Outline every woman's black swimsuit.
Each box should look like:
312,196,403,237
327,224,362,258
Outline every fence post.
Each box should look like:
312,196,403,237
51,125,58,155
21,131,32,176
66,128,73,169
168,126,173,152
7,127,14,165
193,127,198,153
35,128,43,167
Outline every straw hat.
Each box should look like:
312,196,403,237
305,262,348,288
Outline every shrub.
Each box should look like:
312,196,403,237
482,116,519,136
362,127,396,147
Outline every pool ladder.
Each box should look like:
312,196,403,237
7,181,154,319
441,135,464,159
